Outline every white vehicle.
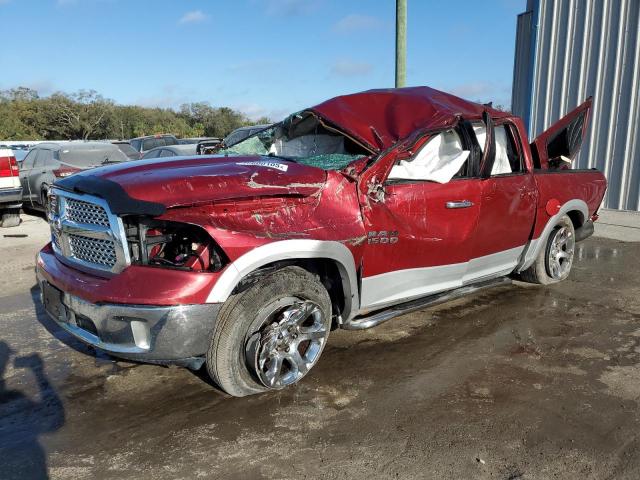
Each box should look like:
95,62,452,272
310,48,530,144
0,149,22,227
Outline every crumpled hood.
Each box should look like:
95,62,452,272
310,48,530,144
63,155,327,209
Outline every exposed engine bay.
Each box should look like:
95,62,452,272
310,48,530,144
124,219,227,272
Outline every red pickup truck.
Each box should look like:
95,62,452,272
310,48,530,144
36,87,606,396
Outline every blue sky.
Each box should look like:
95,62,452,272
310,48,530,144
0,0,525,120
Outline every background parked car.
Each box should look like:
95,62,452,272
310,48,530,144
0,148,22,227
196,138,222,154
129,134,179,157
12,149,29,165
196,125,270,155
141,144,198,159
178,137,220,145
112,141,139,159
19,142,129,211
223,124,271,147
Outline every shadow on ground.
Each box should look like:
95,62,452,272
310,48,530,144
0,341,65,480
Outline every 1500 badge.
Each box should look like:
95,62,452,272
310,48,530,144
367,231,399,245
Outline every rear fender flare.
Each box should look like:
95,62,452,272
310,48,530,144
206,240,359,320
516,199,588,272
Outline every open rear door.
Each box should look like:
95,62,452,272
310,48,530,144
531,97,592,169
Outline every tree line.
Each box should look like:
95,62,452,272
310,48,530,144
0,87,271,141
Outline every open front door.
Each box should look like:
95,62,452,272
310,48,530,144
531,97,592,169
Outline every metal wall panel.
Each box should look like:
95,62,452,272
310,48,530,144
512,10,535,121
512,0,640,211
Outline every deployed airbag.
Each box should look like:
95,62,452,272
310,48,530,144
473,124,512,175
270,134,346,158
388,130,470,183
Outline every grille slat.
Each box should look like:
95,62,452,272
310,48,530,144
68,234,117,267
52,229,61,250
65,199,110,227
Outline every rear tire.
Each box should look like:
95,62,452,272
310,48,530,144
518,215,575,285
206,266,332,397
0,208,21,228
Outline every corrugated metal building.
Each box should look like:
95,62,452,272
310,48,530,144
512,0,640,211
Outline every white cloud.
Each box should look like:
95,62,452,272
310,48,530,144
449,82,497,98
25,80,56,96
264,0,320,16
179,10,210,25
56,0,121,6
235,103,290,122
134,85,198,109
448,82,511,108
330,59,373,77
332,14,383,34
0,0,12,5
0,80,57,96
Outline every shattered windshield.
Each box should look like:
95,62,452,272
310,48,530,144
218,112,370,171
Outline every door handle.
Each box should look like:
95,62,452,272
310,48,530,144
446,200,474,209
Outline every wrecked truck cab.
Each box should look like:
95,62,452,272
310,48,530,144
36,86,607,397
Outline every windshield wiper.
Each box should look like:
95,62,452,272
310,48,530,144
266,153,296,163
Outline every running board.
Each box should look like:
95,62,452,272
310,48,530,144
342,277,512,330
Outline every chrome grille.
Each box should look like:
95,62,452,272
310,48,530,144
68,234,117,267
65,198,110,227
52,228,62,250
49,189,130,275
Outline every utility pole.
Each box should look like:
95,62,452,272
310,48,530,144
395,0,407,88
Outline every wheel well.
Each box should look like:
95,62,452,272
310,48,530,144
232,258,346,320
41,184,49,204
566,210,585,229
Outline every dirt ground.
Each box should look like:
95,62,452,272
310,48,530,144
1,213,639,480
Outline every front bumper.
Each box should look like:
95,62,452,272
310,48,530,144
36,261,221,368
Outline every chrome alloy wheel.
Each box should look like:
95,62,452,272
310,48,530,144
246,299,330,389
546,225,575,280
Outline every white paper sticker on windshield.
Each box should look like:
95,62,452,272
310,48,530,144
238,161,288,172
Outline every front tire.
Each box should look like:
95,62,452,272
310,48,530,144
206,266,332,397
519,214,576,285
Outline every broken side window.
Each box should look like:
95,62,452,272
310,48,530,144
387,129,470,183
